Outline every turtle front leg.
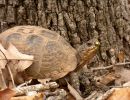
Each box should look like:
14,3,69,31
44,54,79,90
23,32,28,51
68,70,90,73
69,72,81,95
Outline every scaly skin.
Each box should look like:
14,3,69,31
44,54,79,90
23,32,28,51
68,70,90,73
69,41,100,95
75,41,100,71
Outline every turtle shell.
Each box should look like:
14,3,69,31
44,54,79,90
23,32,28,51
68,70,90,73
0,25,77,80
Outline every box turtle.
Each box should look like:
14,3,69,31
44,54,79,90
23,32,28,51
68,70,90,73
0,25,99,83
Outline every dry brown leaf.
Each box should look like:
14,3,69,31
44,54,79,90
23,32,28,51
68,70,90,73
0,70,7,89
0,88,16,100
0,43,10,89
7,43,34,72
0,43,8,69
95,73,117,86
0,42,34,89
0,42,33,71
107,88,130,100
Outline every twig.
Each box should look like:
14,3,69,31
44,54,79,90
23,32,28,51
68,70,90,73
97,88,115,100
91,62,130,71
17,80,32,88
6,64,16,87
0,49,8,60
109,85,130,88
13,82,59,96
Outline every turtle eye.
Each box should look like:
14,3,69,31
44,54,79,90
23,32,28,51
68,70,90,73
87,42,92,47
95,41,100,47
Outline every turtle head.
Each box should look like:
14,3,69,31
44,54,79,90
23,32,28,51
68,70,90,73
76,39,100,69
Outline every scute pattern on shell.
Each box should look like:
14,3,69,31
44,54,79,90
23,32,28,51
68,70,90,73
0,25,77,80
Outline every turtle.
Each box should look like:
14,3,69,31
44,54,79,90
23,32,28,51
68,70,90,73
0,25,100,84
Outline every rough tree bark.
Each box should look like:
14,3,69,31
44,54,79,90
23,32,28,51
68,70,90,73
0,0,130,97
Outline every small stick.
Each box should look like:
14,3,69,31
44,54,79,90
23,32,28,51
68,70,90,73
17,80,32,88
13,82,59,96
97,88,115,100
6,64,16,88
91,62,130,71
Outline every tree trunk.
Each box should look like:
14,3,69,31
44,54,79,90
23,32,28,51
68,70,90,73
0,0,130,97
